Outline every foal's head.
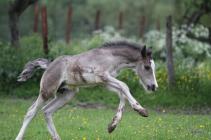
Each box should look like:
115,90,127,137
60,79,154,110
135,46,158,92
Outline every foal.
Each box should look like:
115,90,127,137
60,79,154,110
15,41,158,140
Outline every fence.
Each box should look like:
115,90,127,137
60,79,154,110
32,4,164,53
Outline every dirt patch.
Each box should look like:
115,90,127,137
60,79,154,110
76,102,107,109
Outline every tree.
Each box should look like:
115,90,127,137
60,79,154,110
8,0,38,47
181,0,211,45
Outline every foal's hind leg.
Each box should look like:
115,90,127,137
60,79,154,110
106,85,126,133
42,89,76,140
15,95,44,140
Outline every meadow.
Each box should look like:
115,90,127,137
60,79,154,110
1,0,211,140
0,24,211,140
0,98,210,140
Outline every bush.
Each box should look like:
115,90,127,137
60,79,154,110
145,25,211,63
0,34,44,92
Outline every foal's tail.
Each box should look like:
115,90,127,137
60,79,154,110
17,58,51,82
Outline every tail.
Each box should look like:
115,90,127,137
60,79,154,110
17,58,51,82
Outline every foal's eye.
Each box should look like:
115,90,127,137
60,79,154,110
144,65,151,70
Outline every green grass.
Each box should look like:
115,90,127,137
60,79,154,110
0,98,211,140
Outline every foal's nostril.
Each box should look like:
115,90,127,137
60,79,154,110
147,84,156,91
147,85,151,90
151,84,155,91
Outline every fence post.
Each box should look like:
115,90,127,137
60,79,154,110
118,11,123,30
33,2,39,32
41,4,48,55
139,15,146,38
95,10,101,30
156,18,160,31
66,4,72,44
209,27,211,44
166,15,175,87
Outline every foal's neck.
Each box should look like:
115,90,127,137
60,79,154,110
109,47,141,62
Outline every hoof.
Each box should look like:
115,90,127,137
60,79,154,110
134,108,149,117
108,123,116,133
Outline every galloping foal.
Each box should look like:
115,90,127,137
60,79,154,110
15,41,158,140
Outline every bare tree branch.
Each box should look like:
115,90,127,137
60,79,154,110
183,0,211,25
186,32,211,44
180,0,211,46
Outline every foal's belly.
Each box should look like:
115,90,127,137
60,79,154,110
66,72,103,86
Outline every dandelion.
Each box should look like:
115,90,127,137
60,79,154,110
158,118,162,121
199,125,205,128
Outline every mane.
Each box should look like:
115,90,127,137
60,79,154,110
99,40,147,62
101,40,143,51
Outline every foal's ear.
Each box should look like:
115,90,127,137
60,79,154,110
141,45,147,58
147,47,152,58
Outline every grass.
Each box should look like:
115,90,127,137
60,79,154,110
3,83,211,109
0,98,211,140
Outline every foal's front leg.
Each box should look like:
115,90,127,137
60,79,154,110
105,74,148,117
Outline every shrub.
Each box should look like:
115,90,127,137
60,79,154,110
145,25,211,62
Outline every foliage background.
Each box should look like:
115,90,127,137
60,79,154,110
1,0,210,41
0,0,211,109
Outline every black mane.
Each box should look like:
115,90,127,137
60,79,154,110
100,40,152,60
99,40,147,61
101,40,143,51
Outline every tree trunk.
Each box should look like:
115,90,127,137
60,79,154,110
156,18,160,31
209,27,211,44
9,7,19,47
8,0,38,47
66,4,72,44
139,15,146,38
95,10,101,30
33,2,39,32
41,5,48,55
166,16,175,87
118,11,123,30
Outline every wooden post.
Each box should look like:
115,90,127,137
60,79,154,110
41,5,48,55
139,15,146,38
33,2,39,32
95,10,101,30
118,11,123,30
66,4,72,44
209,27,211,44
156,18,160,31
166,15,175,87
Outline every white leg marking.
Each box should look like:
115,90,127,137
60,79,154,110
15,95,44,140
105,74,148,117
42,89,76,140
106,85,126,133
151,60,158,88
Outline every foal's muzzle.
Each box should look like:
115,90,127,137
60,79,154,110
147,84,156,91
